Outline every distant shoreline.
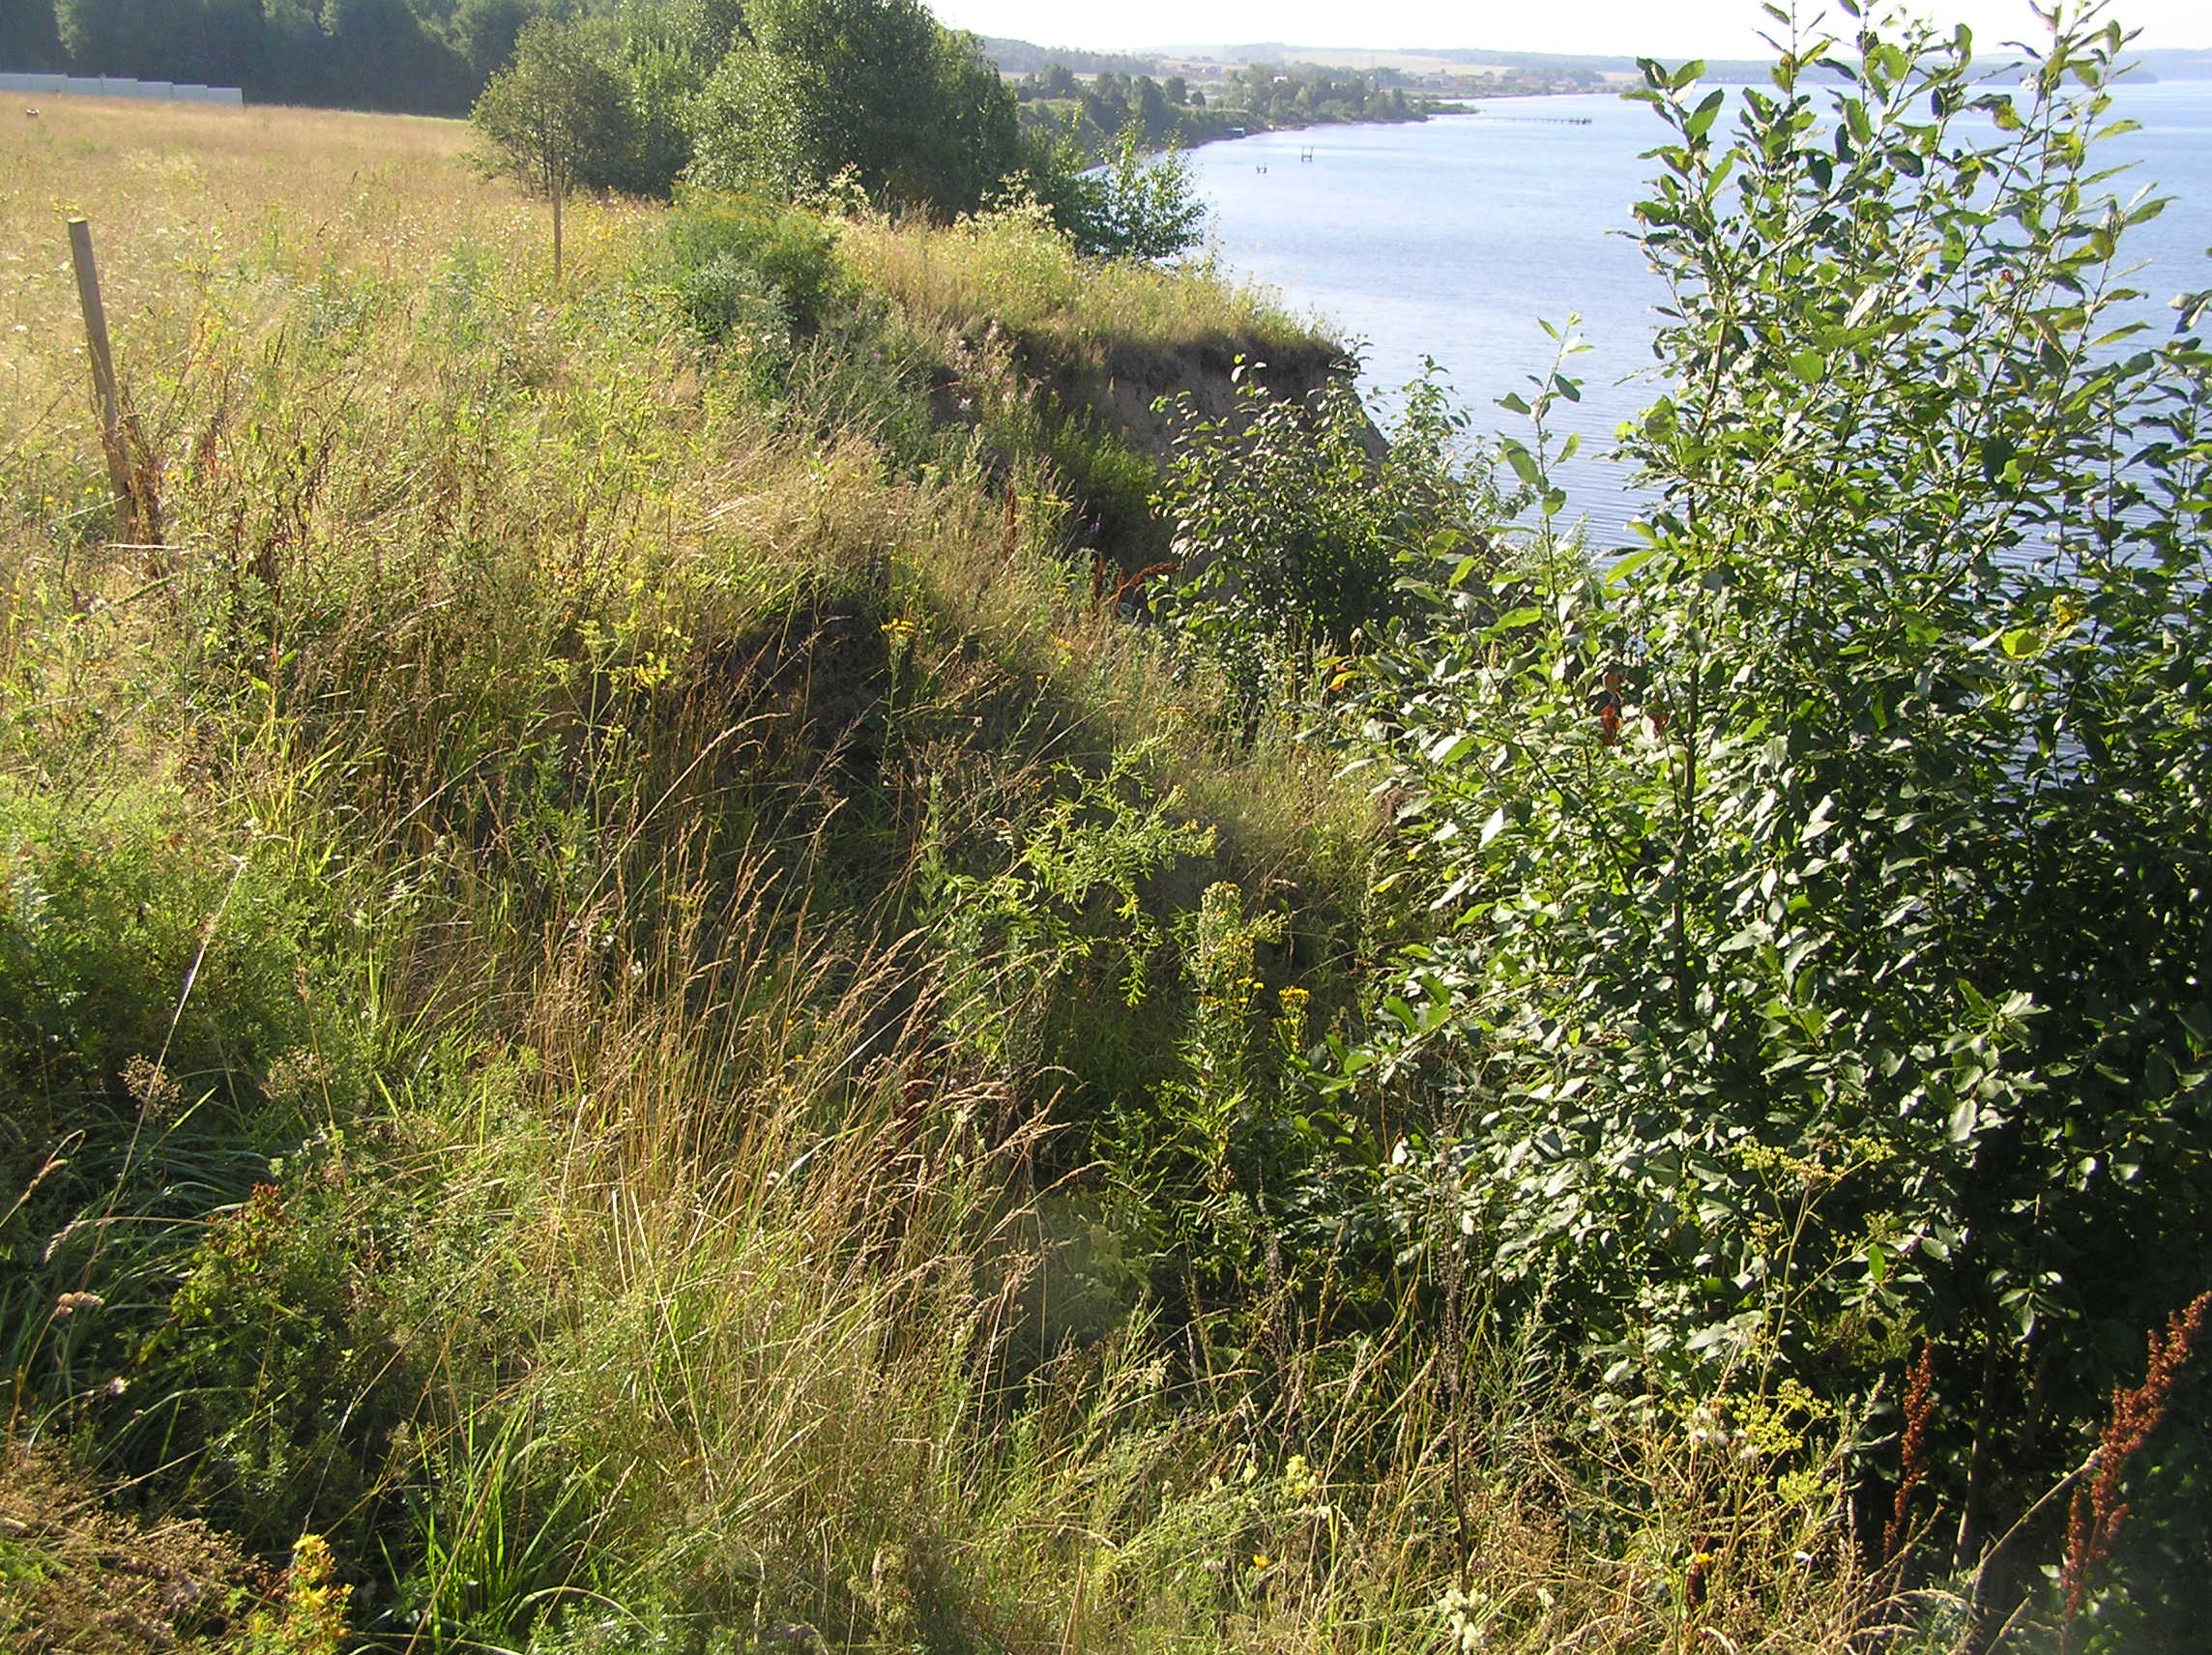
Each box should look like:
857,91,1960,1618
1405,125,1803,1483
1178,89,1628,155
1174,100,1488,155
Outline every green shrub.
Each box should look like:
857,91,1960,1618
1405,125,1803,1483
1156,363,1492,715
0,787,311,1185
1331,11,2212,1630
662,191,848,338
1020,126,1208,262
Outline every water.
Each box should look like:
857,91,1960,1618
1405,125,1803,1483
1188,82,2212,549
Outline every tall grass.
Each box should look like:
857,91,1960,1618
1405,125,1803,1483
836,202,1322,359
0,97,1901,1655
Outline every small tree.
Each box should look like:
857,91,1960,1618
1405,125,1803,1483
472,18,626,282
1025,124,1208,261
684,0,1020,218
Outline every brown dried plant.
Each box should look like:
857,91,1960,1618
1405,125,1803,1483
2059,1289,2212,1645
1883,1342,1936,1563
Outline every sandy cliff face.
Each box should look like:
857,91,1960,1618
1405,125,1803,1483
1044,334,1381,463
924,323,1380,566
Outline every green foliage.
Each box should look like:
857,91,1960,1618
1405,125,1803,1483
1105,881,1305,1293
1332,5,2212,1616
134,1162,399,1553
1156,363,1492,714
660,190,847,341
684,0,1020,218
0,789,310,1186
30,8,2212,1644
0,0,65,71
1022,125,1209,262
1216,60,1423,126
51,0,478,112
917,744,1214,1089
472,18,631,205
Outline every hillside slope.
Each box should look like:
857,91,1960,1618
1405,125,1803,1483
9,62,2207,1653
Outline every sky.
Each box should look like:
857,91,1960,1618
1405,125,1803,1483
927,1,2207,58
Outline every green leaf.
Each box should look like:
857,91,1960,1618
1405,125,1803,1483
1605,546,1663,585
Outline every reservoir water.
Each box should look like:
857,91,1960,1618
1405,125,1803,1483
1187,81,2212,548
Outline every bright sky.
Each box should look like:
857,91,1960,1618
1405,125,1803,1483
928,1,2206,58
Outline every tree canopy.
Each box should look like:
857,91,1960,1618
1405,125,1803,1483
684,0,1018,217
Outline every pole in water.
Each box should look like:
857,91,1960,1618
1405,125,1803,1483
67,218,136,521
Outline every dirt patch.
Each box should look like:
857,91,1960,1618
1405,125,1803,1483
1070,334,1380,463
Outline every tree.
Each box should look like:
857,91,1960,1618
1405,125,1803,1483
0,0,65,71
684,0,1018,218
451,0,537,78
56,0,202,79
1133,73,1170,138
1025,123,1208,261
472,17,628,281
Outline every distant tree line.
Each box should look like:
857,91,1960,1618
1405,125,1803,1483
8,0,1206,256
1011,56,1436,160
1216,62,1416,124
5,0,580,113
975,34,1151,79
1019,67,1197,131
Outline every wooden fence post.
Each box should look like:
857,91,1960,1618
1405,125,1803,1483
67,217,138,528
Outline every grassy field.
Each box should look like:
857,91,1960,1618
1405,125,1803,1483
0,96,1910,1655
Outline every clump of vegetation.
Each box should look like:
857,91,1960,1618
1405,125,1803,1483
1323,5,2212,1643
684,0,1018,215
1019,124,1211,261
835,198,1314,356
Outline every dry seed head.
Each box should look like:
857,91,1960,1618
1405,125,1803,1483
122,1055,181,1119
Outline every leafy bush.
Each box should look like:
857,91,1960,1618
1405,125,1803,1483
917,743,1213,1095
684,0,1019,218
1332,7,2212,1624
1156,364,1493,712
1022,126,1209,262
662,190,848,339
0,789,311,1181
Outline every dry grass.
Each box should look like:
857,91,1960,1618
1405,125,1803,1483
0,98,632,487
838,201,1324,358
0,1440,265,1652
